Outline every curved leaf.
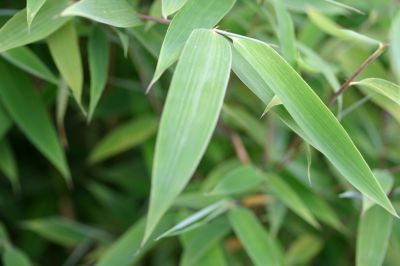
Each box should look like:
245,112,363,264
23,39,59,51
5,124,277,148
352,78,400,105
162,0,188,18
26,0,46,29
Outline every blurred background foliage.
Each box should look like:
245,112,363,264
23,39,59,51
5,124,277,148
0,0,400,265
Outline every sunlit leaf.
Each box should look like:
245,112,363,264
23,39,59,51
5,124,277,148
390,11,400,82
144,29,232,243
352,78,400,105
26,0,46,30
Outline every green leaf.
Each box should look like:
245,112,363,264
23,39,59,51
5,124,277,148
2,246,32,266
148,0,235,89
208,165,264,196
88,27,110,121
273,0,297,66
286,234,323,265
352,78,400,105
0,103,12,139
194,245,227,266
231,36,397,217
391,11,400,82
162,0,188,18
0,139,18,190
0,0,69,52
267,174,319,228
228,207,284,266
62,0,141,28
307,10,380,46
144,29,232,243
88,116,158,164
22,217,111,246
1,46,58,84
362,170,394,214
26,0,46,30
0,59,70,183
356,205,393,266
48,22,83,106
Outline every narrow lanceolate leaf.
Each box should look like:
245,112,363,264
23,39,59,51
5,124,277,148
307,10,380,46
267,174,319,228
148,0,235,89
286,234,323,265
0,103,12,139
1,46,58,84
62,0,141,28
0,60,70,183
144,29,232,243
2,246,32,266
273,0,297,66
88,116,158,164
26,0,46,30
391,11,400,82
352,78,400,105
0,140,18,190
231,36,397,217
356,205,393,266
162,0,188,18
88,28,110,121
48,22,83,105
229,207,284,266
209,165,264,196
0,0,69,52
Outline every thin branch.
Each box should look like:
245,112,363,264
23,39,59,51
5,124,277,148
138,14,171,25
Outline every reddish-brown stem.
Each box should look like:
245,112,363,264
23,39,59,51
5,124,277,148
138,14,171,25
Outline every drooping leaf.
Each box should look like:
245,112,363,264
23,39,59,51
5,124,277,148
62,0,141,28
351,78,400,105
144,29,232,243
88,27,110,121
0,0,69,52
231,36,396,217
148,0,235,89
390,11,400,82
88,116,158,164
47,22,83,106
0,59,70,183
228,207,284,266
2,246,32,266
0,139,18,190
267,174,319,228
208,165,264,196
1,46,58,84
162,0,188,18
356,205,393,266
26,0,46,30
307,10,380,46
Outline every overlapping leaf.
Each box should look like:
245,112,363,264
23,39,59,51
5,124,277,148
144,29,232,243
26,0,46,29
390,11,400,82
352,78,400,105
162,0,188,18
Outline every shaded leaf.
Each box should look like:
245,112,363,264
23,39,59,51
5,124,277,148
0,0,69,52
144,29,232,242
2,246,32,266
62,0,141,28
228,207,284,266
148,0,235,89
48,22,83,105
0,59,70,183
0,139,18,190
286,234,323,265
0,103,12,139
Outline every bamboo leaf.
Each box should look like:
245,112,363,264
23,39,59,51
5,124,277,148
0,139,18,190
286,234,323,265
88,27,110,121
0,0,69,53
362,170,394,214
26,0,46,30
144,29,232,243
48,22,83,106
2,246,32,266
228,207,284,266
162,0,188,18
62,0,141,28
194,245,227,266
148,0,235,89
267,174,319,228
88,116,158,165
356,205,393,266
231,36,397,217
352,78,400,105
391,11,400,82
208,165,264,196
1,46,58,84
0,60,70,183
0,103,12,139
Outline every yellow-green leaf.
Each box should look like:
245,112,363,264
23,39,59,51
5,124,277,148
352,78,400,105
144,29,232,243
62,0,141,28
47,22,83,105
26,0,46,30
162,0,188,18
390,11,400,82
2,246,32,266
231,36,396,217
